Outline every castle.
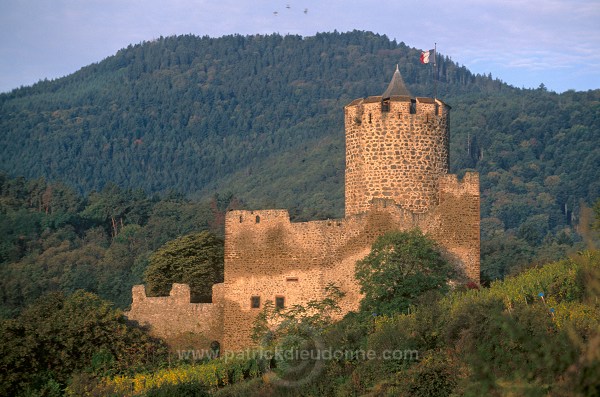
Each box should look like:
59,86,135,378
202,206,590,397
126,66,480,351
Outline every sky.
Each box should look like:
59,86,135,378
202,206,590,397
1,0,599,94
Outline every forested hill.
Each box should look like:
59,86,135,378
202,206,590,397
0,32,522,206
1,32,599,267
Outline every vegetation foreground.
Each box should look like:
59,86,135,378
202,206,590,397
108,251,600,397
2,246,598,396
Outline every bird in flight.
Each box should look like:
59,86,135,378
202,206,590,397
272,4,309,16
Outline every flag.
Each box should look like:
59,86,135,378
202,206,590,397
420,49,435,64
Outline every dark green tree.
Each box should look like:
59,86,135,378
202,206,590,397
355,229,455,316
0,290,167,396
144,231,224,302
593,198,600,232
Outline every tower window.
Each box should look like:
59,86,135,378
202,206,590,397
410,101,416,114
368,113,372,123
251,296,260,309
275,296,285,309
256,215,260,223
381,99,390,112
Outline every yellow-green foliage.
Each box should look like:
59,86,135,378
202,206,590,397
362,251,600,396
553,301,600,334
103,355,266,395
444,253,598,325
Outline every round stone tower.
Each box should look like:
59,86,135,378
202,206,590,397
344,66,450,217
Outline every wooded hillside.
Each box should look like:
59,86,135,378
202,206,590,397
1,30,599,282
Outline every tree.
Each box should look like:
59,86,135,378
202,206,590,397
355,229,455,316
144,231,224,302
0,290,167,396
81,184,150,239
593,198,600,232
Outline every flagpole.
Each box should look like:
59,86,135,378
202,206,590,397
434,42,437,99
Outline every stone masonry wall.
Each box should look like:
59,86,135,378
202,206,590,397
126,283,224,347
345,96,450,217
420,173,481,282
222,173,479,350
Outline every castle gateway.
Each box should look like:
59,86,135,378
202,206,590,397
126,67,480,351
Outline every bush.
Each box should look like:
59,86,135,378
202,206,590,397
396,350,459,397
0,290,167,396
144,381,209,397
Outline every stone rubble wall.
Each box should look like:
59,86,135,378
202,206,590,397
125,282,224,347
418,173,481,282
345,96,450,216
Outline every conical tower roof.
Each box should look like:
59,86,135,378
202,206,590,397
382,65,411,97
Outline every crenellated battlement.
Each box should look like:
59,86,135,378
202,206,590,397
345,96,450,126
126,283,224,347
227,209,290,226
221,176,479,349
225,199,416,236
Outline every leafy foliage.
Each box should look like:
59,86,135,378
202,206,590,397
103,356,268,396
394,350,459,397
0,290,168,396
593,198,600,232
0,173,234,317
207,251,600,396
143,381,210,397
144,231,224,302
0,30,599,396
355,229,455,316
250,284,346,390
30,251,596,397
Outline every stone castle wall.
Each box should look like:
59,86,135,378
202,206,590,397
345,96,450,216
422,173,481,281
222,172,479,350
126,283,224,347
